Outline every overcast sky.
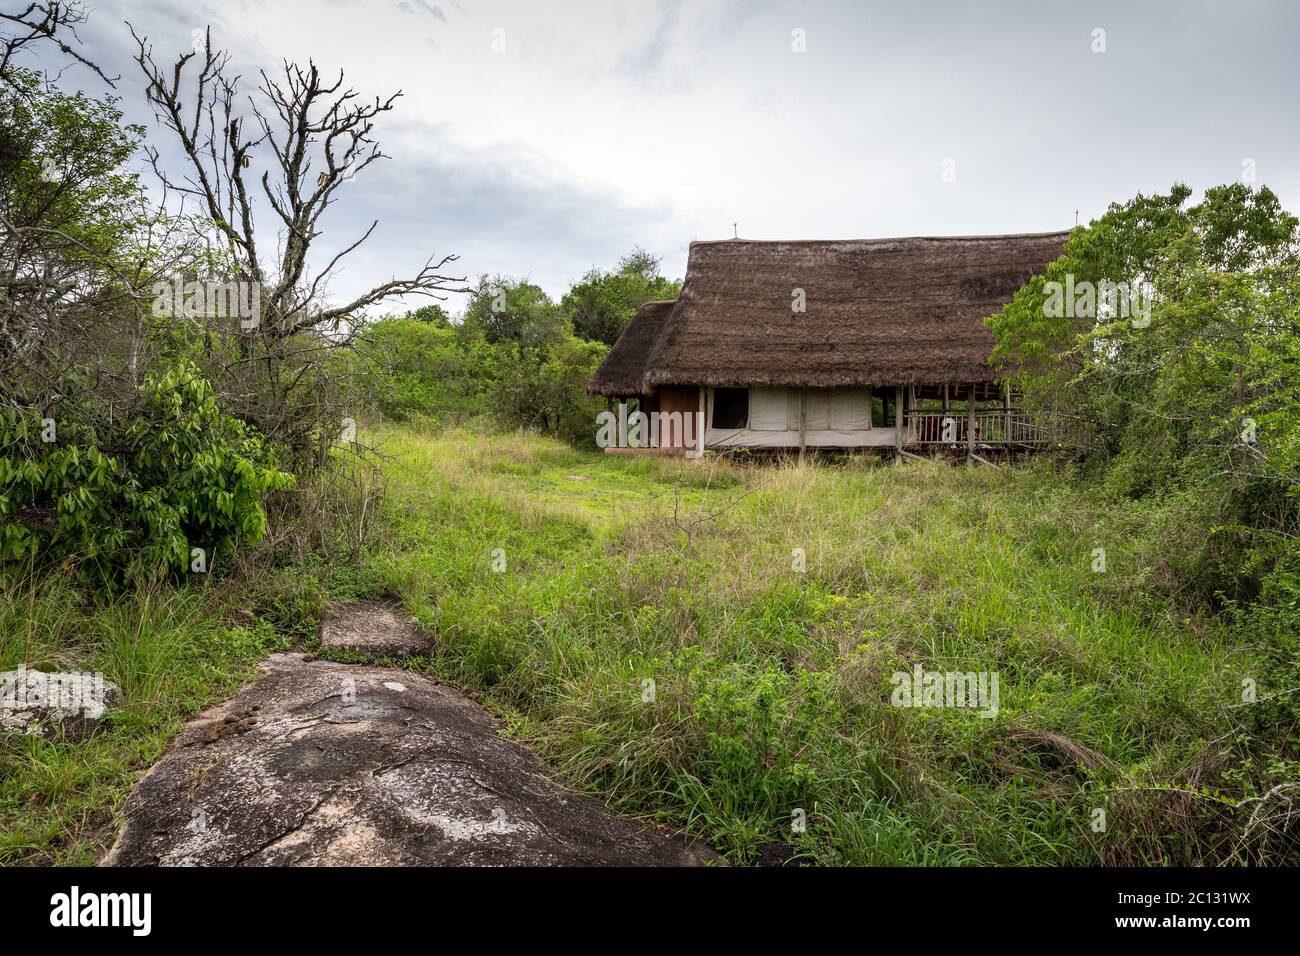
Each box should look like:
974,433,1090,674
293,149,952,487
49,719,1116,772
31,0,1300,314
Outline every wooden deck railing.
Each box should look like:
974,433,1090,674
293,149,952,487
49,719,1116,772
902,410,1046,447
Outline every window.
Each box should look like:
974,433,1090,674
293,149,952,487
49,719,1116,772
711,388,749,429
871,388,896,428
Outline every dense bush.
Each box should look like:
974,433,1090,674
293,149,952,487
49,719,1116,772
989,185,1300,836
989,183,1300,609
352,316,501,425
494,332,608,446
1,362,293,584
357,277,609,445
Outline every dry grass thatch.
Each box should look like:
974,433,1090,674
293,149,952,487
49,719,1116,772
588,231,1071,395
586,299,675,396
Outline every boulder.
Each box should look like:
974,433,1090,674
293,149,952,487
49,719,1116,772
317,600,432,660
104,654,717,866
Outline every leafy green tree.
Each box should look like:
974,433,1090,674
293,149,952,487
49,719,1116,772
0,67,159,404
989,183,1300,799
989,183,1300,604
403,303,452,327
452,275,609,442
495,332,607,444
562,247,682,346
351,316,500,424
462,275,567,347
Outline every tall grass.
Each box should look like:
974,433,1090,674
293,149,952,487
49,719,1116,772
3,424,1291,865
0,575,292,864
0,444,383,864
355,425,1290,865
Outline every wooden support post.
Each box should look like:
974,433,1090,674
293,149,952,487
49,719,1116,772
798,388,807,462
908,384,916,444
966,384,976,466
697,387,706,456
1002,381,1011,444
894,385,903,451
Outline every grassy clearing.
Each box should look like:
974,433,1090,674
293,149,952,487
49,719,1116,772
353,425,1263,865
0,424,1283,865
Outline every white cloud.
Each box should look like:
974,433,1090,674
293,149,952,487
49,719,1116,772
45,0,1300,315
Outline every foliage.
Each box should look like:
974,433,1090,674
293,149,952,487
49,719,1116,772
403,303,452,326
1,362,293,584
988,184,1300,605
494,332,608,445
989,185,1300,842
0,67,145,265
0,68,159,406
562,247,682,346
351,316,500,424
379,275,610,443
461,275,567,347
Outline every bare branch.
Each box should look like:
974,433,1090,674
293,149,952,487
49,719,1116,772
1,1,116,87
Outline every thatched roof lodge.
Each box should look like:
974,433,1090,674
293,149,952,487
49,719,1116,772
588,231,1070,455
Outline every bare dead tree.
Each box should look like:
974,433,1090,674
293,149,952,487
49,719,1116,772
127,25,466,339
123,25,468,459
1,1,116,87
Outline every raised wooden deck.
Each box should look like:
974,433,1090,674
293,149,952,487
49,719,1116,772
900,409,1046,449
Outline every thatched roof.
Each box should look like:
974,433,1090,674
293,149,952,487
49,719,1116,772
586,299,675,396
587,231,1069,395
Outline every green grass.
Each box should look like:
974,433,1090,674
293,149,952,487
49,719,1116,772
0,577,294,864
1,424,1287,865
350,425,1270,865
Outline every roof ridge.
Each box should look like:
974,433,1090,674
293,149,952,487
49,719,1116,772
690,230,1074,248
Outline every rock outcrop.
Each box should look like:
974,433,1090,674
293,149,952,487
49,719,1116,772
105,654,716,866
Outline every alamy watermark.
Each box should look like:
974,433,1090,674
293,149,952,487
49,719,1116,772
1,666,112,718
1043,274,1153,327
151,277,261,329
50,886,151,936
890,664,1000,717
596,403,705,458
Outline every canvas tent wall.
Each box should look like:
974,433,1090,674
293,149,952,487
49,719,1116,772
705,385,894,448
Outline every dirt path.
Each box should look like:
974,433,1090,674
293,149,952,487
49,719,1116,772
105,607,716,866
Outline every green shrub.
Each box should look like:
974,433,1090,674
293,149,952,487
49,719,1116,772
352,317,502,424
2,362,293,584
989,183,1300,608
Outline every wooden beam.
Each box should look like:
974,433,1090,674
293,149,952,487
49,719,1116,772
798,388,807,462
698,386,706,456
908,384,916,443
894,385,903,450
966,385,976,466
1003,381,1011,444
